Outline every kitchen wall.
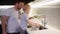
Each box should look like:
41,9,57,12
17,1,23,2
45,8,60,30
31,7,60,30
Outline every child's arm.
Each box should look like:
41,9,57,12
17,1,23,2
27,19,41,27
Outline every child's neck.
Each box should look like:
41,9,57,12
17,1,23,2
24,12,28,15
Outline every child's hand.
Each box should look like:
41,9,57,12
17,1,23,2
34,23,40,27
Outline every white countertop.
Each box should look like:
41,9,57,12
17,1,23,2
27,28,60,34
27,25,60,34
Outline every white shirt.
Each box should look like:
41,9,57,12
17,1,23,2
2,7,20,33
20,13,28,30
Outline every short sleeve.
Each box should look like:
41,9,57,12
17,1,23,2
2,9,11,16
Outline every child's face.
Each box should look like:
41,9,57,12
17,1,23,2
23,5,30,14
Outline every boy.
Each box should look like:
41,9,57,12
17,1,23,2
20,4,38,34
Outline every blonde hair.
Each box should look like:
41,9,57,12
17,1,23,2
23,4,31,10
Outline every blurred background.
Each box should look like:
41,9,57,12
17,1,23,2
0,0,60,34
